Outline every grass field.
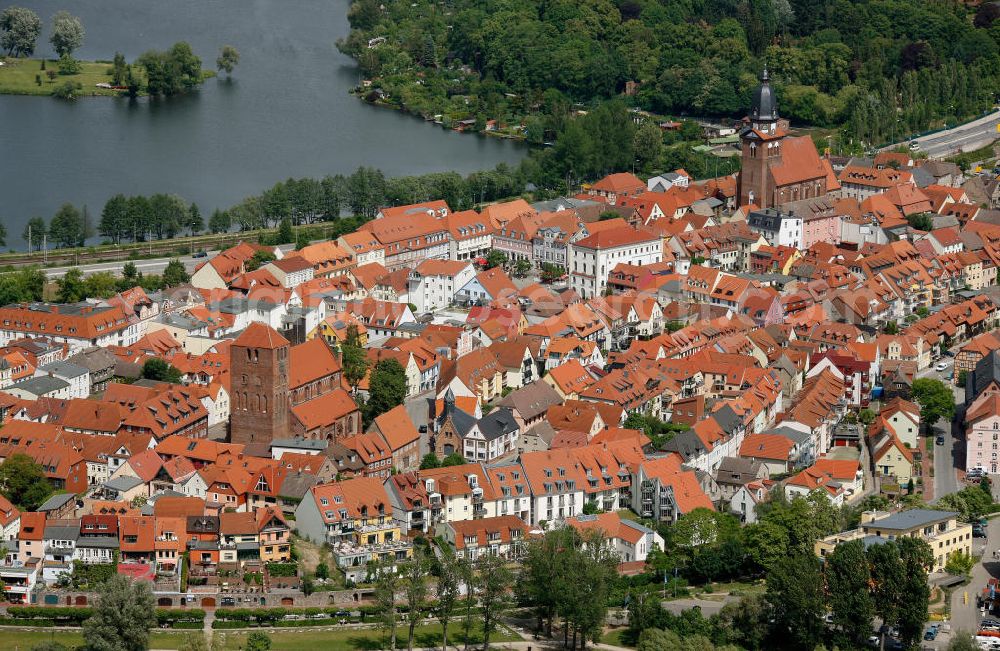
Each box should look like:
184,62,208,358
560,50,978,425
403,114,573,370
0,57,119,97
0,622,521,650
0,630,191,649
600,628,633,648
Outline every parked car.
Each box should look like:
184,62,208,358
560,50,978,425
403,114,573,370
973,524,986,538
910,141,921,151
935,362,949,372
924,625,938,640
193,250,208,258
936,435,945,446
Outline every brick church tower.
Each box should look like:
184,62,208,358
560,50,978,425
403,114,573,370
737,67,785,209
230,322,290,446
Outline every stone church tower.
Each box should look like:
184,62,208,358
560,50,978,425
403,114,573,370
737,68,787,209
230,322,290,446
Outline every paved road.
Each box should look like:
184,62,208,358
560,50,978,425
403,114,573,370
41,243,296,279
661,596,737,617
887,109,1000,159
43,251,219,280
948,514,1000,644
917,360,963,502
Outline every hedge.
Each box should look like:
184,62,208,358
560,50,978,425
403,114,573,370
214,606,362,623
7,606,93,624
0,617,56,627
156,608,205,623
170,621,206,629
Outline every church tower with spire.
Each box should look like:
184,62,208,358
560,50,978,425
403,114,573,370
736,67,830,209
737,67,786,209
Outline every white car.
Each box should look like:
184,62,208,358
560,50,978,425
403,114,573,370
935,362,948,372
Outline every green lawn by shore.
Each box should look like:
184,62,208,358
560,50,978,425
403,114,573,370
0,622,520,650
0,57,119,97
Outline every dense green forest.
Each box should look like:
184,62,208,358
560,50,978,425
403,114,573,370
339,0,1000,149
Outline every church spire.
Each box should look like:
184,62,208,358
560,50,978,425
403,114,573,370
750,65,778,126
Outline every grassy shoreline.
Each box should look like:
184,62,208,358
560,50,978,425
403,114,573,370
0,57,216,98
0,57,120,97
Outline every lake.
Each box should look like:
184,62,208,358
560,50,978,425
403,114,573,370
0,0,526,248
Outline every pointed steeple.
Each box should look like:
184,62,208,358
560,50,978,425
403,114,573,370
444,387,455,417
751,66,778,123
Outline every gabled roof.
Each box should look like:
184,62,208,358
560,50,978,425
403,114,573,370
289,337,341,390
371,405,419,452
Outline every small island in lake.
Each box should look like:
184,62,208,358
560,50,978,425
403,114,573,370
0,7,219,99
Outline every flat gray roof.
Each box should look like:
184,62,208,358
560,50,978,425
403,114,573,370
868,508,958,531
38,493,74,512
104,476,144,492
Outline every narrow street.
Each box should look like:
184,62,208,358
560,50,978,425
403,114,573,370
948,515,1000,641
916,360,963,503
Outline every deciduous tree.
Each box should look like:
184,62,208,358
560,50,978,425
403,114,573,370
82,574,157,651
48,203,83,249
403,548,430,651
374,562,401,651
0,453,53,510
765,552,825,650
163,258,190,287
142,357,183,384
21,217,49,252
911,378,956,431
476,553,512,651
56,267,86,303
49,11,83,58
827,540,874,645
216,45,240,76
0,6,40,57
364,358,407,425
435,552,462,651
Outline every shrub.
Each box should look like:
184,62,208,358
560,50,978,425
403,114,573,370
266,562,298,577
57,54,81,75
52,80,82,99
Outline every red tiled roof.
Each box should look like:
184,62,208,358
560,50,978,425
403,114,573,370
233,322,289,350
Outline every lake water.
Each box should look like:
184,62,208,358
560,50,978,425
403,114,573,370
0,0,525,248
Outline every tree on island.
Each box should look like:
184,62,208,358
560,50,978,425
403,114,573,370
111,52,127,85
49,11,84,58
0,221,6,248
83,574,157,651
0,6,40,57
217,44,240,76
138,42,203,96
